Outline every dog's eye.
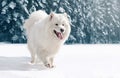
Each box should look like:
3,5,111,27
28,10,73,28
55,23,58,26
62,24,64,26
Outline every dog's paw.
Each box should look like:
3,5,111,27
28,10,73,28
45,63,54,68
30,60,35,65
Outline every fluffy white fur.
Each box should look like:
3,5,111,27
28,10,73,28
24,10,71,68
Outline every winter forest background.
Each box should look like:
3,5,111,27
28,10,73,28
0,0,120,44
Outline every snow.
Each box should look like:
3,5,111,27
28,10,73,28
59,7,65,12
2,1,7,7
9,2,16,9
0,44,120,78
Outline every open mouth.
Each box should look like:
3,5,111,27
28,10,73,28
54,30,63,40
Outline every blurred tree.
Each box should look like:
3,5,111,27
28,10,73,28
0,0,120,44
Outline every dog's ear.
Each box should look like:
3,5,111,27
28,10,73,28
49,12,54,20
63,13,70,24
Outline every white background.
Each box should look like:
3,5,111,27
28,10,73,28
0,44,120,78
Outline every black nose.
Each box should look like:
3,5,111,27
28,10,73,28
60,29,64,32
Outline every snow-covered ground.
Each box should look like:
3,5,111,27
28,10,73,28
0,44,120,78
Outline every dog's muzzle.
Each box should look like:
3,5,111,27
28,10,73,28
54,30,63,40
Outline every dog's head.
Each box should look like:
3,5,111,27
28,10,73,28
47,12,71,41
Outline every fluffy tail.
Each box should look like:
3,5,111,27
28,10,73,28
24,10,47,33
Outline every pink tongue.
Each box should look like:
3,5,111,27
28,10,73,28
58,33,63,39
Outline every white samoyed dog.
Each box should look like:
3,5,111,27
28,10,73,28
24,10,71,68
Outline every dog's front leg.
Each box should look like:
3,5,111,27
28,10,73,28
41,56,54,68
49,57,54,68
